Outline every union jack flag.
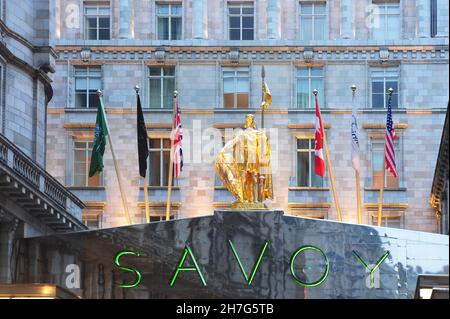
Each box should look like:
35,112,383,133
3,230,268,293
172,95,183,179
384,93,397,178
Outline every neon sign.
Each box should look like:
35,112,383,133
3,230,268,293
114,242,390,289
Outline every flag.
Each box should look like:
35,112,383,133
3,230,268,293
260,81,272,110
172,95,183,179
89,96,108,177
351,93,361,173
314,95,325,177
137,93,149,178
384,94,397,178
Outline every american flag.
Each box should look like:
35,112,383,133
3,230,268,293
314,95,325,177
172,95,183,179
384,93,397,178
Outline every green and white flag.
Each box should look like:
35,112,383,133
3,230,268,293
89,96,108,177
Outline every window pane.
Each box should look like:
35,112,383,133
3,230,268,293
164,67,175,76
300,4,313,14
242,16,253,28
242,29,254,40
390,93,399,108
158,17,169,40
297,139,309,149
163,78,175,109
149,67,161,76
75,78,87,90
75,92,87,108
242,7,254,14
85,8,97,15
171,17,182,40
314,4,326,14
149,139,161,149
224,93,235,108
163,150,171,186
311,68,323,77
301,17,313,40
230,28,240,40
99,7,110,15
171,4,182,15
157,5,169,14
149,151,161,186
88,91,99,108
372,93,384,108
314,16,326,40
149,78,162,108
297,68,309,77
372,81,384,94
297,152,309,187
230,16,240,28
87,28,97,40
386,81,398,93
297,78,309,108
74,174,86,187
223,77,234,93
98,17,109,28
311,152,324,187
237,78,249,93
86,17,97,29
236,93,248,108
229,7,240,14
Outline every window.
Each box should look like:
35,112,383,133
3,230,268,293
372,3,400,40
149,138,174,187
371,139,400,188
223,68,249,108
296,138,325,187
370,214,402,228
371,68,399,109
74,67,102,108
82,211,102,229
296,67,324,108
84,5,110,40
148,67,175,109
431,0,438,37
73,141,102,187
299,2,327,40
157,3,182,40
228,2,254,40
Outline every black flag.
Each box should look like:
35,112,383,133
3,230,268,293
137,93,149,178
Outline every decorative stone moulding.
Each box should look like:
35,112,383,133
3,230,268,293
80,48,91,62
379,48,390,62
154,47,166,63
303,48,314,63
228,48,240,63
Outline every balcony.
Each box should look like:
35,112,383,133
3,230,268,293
0,134,86,233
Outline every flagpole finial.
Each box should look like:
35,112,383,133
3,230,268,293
351,85,356,92
388,88,394,96
96,89,103,97
134,85,140,94
173,90,178,98
312,89,318,96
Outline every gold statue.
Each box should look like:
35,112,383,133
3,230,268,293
214,114,273,210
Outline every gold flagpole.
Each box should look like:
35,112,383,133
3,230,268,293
135,85,150,223
97,90,132,225
314,89,342,222
166,91,178,221
352,85,362,224
377,88,394,227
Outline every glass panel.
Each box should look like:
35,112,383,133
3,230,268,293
149,67,162,76
297,152,309,187
223,93,235,108
163,78,175,109
300,4,313,14
75,92,87,108
372,93,384,108
163,139,171,149
158,17,169,40
311,152,324,187
99,29,109,40
171,4,182,15
297,139,309,149
99,7,110,15
85,8,97,15
230,16,240,28
301,17,313,40
242,7,254,14
229,29,240,40
237,78,249,93
87,28,97,40
297,79,309,108
88,92,99,108
386,174,399,188
229,7,240,14
149,78,162,108
242,29,254,40
242,16,253,28
314,4,326,14
236,93,248,108
98,18,109,28
74,174,86,187
164,67,175,76
149,151,161,186
314,16,326,40
75,78,87,90
149,139,161,149
297,68,308,77
171,17,182,40
223,77,234,93
311,68,323,77
157,5,169,15
163,150,171,186
386,81,398,93
372,149,383,187
86,17,97,29
372,81,384,94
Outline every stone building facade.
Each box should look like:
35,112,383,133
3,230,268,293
0,0,86,284
47,0,449,232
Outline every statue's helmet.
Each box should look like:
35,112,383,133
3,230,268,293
245,114,257,129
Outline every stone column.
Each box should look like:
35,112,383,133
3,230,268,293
119,0,132,39
193,0,207,39
416,0,431,37
340,0,353,39
267,0,280,39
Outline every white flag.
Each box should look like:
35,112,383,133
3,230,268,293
351,92,360,173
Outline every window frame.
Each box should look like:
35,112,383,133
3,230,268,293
148,137,174,187
148,66,176,109
370,213,403,229
82,210,103,229
227,2,255,40
370,137,402,189
74,66,102,109
295,67,325,109
72,140,104,187
371,3,401,41
298,2,328,41
222,67,250,108
156,3,183,40
370,67,400,109
295,137,326,188
84,5,111,40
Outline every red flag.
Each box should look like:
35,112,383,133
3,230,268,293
172,95,183,179
314,95,325,177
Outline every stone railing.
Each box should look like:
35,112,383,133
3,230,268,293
0,134,84,212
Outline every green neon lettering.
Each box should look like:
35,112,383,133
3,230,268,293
352,250,390,288
114,251,142,289
228,240,269,286
290,245,330,287
169,245,207,287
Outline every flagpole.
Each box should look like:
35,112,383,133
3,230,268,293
166,91,178,221
261,66,265,129
97,90,132,225
135,85,150,223
314,89,342,222
352,85,362,225
377,88,394,227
